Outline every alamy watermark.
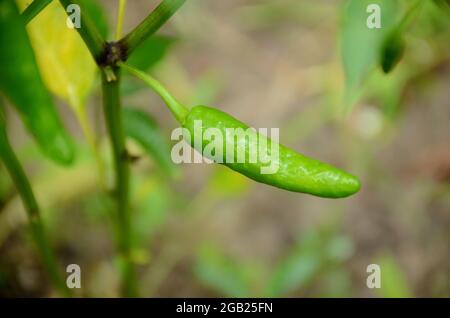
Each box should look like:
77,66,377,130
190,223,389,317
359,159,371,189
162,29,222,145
66,264,81,289
66,4,81,29
170,120,280,174
366,4,382,29
366,264,381,289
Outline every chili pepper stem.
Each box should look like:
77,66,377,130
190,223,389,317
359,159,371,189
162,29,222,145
0,120,71,297
119,62,189,123
101,68,137,297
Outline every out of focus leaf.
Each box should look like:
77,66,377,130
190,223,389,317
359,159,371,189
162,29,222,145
366,66,412,121
123,107,178,177
380,29,405,73
17,0,106,111
380,0,426,74
194,243,251,297
127,36,176,71
432,0,450,14
0,0,74,164
326,235,354,262
132,176,173,244
188,71,224,106
267,227,353,296
0,163,13,200
341,0,398,113
376,254,412,298
266,231,322,296
320,268,353,297
209,166,249,198
121,78,147,96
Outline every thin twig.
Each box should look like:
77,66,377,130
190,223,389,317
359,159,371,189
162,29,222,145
119,62,188,122
120,0,186,56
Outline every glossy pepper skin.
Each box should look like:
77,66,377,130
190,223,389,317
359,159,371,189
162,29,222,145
182,106,361,198
0,0,74,164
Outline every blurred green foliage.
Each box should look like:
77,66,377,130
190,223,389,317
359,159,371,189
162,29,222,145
376,254,412,298
123,107,178,177
194,221,354,297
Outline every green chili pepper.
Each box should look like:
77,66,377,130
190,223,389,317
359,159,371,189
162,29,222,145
182,106,360,198
121,63,361,198
0,0,74,164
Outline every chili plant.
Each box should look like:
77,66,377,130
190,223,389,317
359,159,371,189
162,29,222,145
0,0,361,297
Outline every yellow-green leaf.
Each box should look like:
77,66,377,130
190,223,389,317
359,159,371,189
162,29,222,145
17,0,97,110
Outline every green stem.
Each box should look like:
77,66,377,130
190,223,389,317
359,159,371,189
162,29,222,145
119,62,188,123
115,0,127,41
59,0,105,62
119,0,186,56
101,68,137,297
22,0,52,24
0,107,70,297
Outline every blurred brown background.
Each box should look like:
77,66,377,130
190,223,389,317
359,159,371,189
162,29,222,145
0,0,449,297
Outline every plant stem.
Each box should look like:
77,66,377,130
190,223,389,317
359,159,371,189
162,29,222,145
115,0,127,41
22,0,52,24
119,62,188,123
120,0,186,56
0,109,70,297
59,0,105,62
59,0,136,296
57,0,187,297
101,68,137,297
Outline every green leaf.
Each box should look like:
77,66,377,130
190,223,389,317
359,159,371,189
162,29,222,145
380,29,405,73
267,228,353,296
266,231,322,296
132,176,173,244
17,0,106,111
194,243,251,297
123,107,178,177
380,0,426,74
341,0,398,112
127,36,176,71
376,254,413,298
121,77,147,96
432,0,450,13
0,163,13,201
0,0,74,164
